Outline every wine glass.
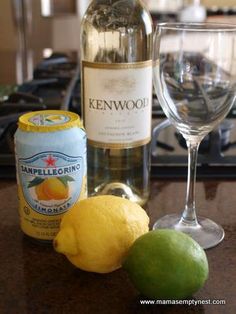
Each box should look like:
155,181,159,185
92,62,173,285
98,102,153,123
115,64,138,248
153,23,236,249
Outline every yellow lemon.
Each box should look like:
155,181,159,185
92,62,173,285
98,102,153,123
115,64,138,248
53,195,149,273
79,176,87,200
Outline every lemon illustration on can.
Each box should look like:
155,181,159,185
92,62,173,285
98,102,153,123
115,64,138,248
30,176,74,201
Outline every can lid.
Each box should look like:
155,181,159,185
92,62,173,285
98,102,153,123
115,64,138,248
18,110,84,132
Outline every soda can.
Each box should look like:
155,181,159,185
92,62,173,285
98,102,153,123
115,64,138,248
14,110,87,242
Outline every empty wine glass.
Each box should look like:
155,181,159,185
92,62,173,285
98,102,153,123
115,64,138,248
153,23,236,249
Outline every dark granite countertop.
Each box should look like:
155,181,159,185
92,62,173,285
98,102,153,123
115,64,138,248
0,179,235,314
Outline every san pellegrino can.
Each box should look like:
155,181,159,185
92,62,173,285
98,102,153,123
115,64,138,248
14,110,87,241
81,0,153,205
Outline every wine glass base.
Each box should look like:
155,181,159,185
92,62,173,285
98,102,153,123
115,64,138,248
152,214,224,249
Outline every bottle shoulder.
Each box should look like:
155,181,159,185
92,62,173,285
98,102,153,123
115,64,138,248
81,0,153,62
82,0,153,32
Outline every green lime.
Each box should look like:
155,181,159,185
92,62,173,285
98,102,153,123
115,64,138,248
122,229,209,299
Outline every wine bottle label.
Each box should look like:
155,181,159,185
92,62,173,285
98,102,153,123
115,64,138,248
82,60,152,149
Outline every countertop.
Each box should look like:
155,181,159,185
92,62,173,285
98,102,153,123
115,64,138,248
0,179,235,314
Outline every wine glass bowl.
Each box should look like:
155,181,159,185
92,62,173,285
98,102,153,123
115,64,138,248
153,23,236,249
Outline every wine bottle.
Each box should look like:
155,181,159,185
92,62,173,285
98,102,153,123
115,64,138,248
80,0,153,205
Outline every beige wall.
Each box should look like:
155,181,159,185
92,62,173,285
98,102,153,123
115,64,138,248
0,0,85,84
0,0,17,50
202,0,236,7
0,0,52,52
182,0,236,7
0,0,53,83
52,16,80,53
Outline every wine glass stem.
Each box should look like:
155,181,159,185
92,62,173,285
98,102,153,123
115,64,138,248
181,139,200,226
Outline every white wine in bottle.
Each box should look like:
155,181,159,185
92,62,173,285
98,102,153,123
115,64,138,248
81,0,153,205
